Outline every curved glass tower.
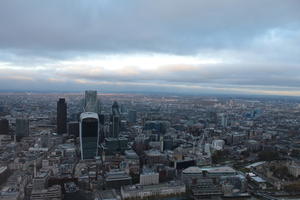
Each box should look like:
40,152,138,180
80,112,99,160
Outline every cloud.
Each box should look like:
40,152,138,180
0,0,299,55
0,0,299,95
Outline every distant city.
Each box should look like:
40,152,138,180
1,0,300,199
0,91,300,200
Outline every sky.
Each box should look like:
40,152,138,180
0,0,300,96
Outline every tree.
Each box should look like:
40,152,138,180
285,182,300,192
258,150,279,161
211,150,228,164
273,166,288,179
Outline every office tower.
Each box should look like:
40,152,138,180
84,90,99,113
99,114,105,125
120,104,126,113
80,112,99,160
128,110,137,123
15,118,29,141
221,113,228,127
99,114,105,143
0,119,9,135
112,101,120,116
67,121,79,137
57,98,67,135
112,116,120,138
208,111,218,123
111,101,120,138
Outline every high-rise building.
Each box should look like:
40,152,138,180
111,116,120,138
67,121,79,137
111,101,120,138
15,118,29,141
220,113,228,127
84,90,99,113
80,112,99,160
128,110,137,123
120,104,126,113
0,119,9,135
57,98,67,135
208,111,218,123
99,114,105,143
112,101,120,116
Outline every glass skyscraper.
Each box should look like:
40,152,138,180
84,90,99,113
57,98,67,135
15,118,29,141
80,112,99,160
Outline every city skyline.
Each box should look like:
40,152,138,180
1,90,300,199
0,0,300,96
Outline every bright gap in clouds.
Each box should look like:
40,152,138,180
58,53,224,72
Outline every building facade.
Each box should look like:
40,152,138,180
84,90,99,113
57,98,67,135
0,119,9,135
80,112,99,160
15,118,29,141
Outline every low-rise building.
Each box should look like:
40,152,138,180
140,171,159,185
105,170,132,189
121,182,185,199
287,161,300,178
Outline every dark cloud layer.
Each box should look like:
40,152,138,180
0,0,300,95
0,0,299,54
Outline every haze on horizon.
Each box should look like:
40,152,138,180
0,0,299,96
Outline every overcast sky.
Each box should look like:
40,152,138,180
0,0,300,95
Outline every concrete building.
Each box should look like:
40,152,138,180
0,166,9,185
31,185,62,200
248,173,267,190
32,172,49,191
211,139,225,151
140,171,159,185
191,179,223,199
101,137,129,155
121,182,186,200
95,190,118,200
226,132,248,145
287,161,300,178
182,166,237,187
144,150,168,166
105,170,132,189
247,139,261,152
144,121,170,136
220,175,247,195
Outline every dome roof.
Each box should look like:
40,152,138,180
182,166,202,174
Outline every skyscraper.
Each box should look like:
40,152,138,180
99,114,105,143
128,110,137,123
111,101,120,138
67,121,79,137
112,101,120,116
0,119,9,135
57,98,67,135
112,115,120,138
80,112,99,160
220,113,228,127
15,118,29,141
84,90,99,113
